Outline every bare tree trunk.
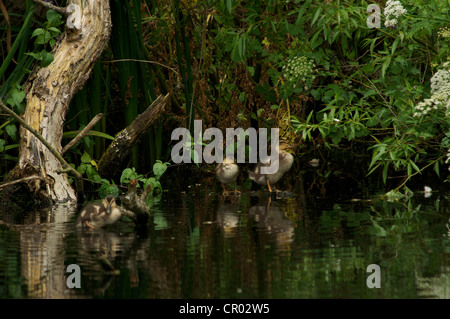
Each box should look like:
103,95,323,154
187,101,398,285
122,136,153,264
9,0,111,203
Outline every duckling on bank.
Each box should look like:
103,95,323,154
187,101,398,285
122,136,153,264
248,141,295,193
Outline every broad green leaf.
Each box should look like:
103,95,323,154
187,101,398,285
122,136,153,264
311,7,322,26
31,28,44,38
153,161,167,180
120,168,134,184
77,164,86,174
41,51,54,67
80,152,91,164
46,9,62,27
8,89,25,107
5,124,17,140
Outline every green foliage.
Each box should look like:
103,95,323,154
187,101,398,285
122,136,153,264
283,0,450,189
120,160,170,195
2,0,450,193
73,152,119,197
73,150,170,199
27,9,63,66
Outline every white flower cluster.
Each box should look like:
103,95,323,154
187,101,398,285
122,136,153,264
384,0,407,28
430,65,450,93
413,62,450,117
438,26,450,39
282,56,315,91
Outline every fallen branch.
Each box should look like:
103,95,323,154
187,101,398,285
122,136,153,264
98,93,169,179
119,179,152,225
61,113,103,155
0,175,50,189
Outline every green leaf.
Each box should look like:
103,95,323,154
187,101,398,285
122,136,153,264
311,7,322,26
34,30,52,45
41,51,54,67
77,164,86,174
25,52,43,60
153,161,167,180
120,168,134,184
369,144,386,168
408,160,420,173
63,130,114,140
382,163,389,184
226,0,232,13
381,56,391,79
391,38,400,55
433,161,440,177
8,89,26,107
86,165,98,180
80,152,91,164
46,10,62,27
5,124,17,141
31,28,44,38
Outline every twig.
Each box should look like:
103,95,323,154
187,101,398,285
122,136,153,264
104,59,179,75
0,99,82,180
0,175,49,189
31,0,67,15
61,113,103,154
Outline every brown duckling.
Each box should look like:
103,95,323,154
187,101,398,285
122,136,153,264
215,157,240,195
248,141,295,193
77,196,122,229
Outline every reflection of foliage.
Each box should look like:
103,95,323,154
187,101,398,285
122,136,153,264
0,227,23,297
318,204,371,234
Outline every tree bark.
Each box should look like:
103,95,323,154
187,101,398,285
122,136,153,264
8,0,111,203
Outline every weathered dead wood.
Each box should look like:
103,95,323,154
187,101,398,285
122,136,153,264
97,93,169,179
6,0,112,204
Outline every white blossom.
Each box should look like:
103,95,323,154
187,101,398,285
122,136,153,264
413,63,450,117
282,55,315,91
384,0,407,28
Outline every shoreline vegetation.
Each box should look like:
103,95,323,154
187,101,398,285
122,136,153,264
0,0,449,207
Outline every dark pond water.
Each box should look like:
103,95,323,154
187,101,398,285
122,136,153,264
0,185,449,299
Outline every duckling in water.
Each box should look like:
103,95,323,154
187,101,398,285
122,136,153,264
215,157,240,195
77,196,122,229
248,141,295,193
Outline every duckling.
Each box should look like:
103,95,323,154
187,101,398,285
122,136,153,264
77,196,122,229
248,141,295,193
215,157,240,195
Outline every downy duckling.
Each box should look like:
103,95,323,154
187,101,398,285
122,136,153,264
215,157,240,195
248,141,295,193
77,196,122,229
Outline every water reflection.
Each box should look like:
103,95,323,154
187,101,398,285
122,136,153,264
249,198,295,252
216,202,240,237
0,190,449,299
1,204,77,298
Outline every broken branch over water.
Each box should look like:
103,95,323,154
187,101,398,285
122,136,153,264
119,179,152,225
